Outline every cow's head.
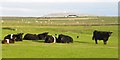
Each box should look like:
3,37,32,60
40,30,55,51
45,35,54,43
15,33,24,41
16,33,24,38
19,33,24,35
108,32,112,36
38,32,49,40
58,34,64,38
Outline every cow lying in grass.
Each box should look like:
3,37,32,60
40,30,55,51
44,35,57,43
23,32,48,40
2,33,73,44
92,30,112,45
2,33,24,44
38,32,49,40
57,34,73,43
14,33,24,41
2,38,15,44
44,34,73,43
23,33,39,40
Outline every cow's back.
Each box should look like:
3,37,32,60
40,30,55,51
93,30,112,40
23,34,39,40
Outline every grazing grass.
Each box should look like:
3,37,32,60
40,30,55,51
1,16,118,58
2,42,118,58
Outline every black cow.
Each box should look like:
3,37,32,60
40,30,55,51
57,34,73,43
44,35,57,43
38,32,48,40
92,30,112,45
2,33,23,44
4,33,24,41
23,33,39,40
4,34,14,39
14,33,24,41
2,34,16,44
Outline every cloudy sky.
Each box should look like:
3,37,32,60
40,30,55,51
0,0,119,16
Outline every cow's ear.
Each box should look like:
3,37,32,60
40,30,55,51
109,32,112,35
110,32,113,34
22,33,24,35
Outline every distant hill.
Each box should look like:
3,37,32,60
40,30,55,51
43,12,97,17
43,12,78,17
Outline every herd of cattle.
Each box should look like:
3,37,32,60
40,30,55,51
1,30,112,45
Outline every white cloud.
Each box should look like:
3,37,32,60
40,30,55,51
0,0,118,3
2,7,36,13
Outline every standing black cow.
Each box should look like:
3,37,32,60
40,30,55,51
38,32,49,40
23,33,39,40
57,34,73,43
44,35,57,43
92,30,112,45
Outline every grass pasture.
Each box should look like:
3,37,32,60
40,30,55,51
1,16,118,58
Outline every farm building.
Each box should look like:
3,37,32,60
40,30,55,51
67,15,78,17
43,12,80,17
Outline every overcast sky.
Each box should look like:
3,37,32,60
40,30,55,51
0,0,119,16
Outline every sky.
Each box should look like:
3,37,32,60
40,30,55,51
0,0,119,16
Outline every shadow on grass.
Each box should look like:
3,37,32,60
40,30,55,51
32,40,45,43
24,40,91,44
74,41,90,44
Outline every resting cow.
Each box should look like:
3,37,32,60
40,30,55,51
44,35,57,43
23,33,39,40
2,33,23,44
38,32,48,40
14,33,24,41
23,32,48,40
2,39,15,44
92,30,112,45
57,34,73,43
2,34,16,44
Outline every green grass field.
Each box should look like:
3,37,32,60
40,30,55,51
1,16,118,58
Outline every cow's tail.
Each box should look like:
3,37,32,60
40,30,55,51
92,30,96,40
92,36,94,40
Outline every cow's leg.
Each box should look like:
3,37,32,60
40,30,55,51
95,39,98,44
10,39,15,43
103,40,107,45
67,41,69,43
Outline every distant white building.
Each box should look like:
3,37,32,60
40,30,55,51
44,12,79,17
67,15,78,17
